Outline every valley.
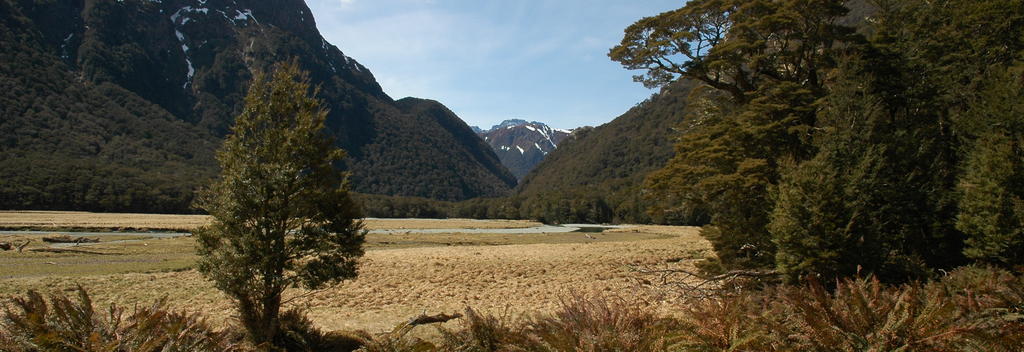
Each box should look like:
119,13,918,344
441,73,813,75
0,211,710,333
2,0,1022,349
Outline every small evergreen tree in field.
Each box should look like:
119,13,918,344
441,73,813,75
194,61,364,349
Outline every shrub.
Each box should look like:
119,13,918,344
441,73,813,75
672,267,1024,351
440,295,673,352
524,295,673,351
438,308,529,351
351,323,435,352
673,291,791,351
0,287,235,352
275,308,362,352
933,266,1024,349
785,277,984,351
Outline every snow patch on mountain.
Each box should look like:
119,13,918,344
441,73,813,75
233,9,258,24
169,7,196,89
60,33,74,60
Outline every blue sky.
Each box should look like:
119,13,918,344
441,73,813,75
304,0,683,130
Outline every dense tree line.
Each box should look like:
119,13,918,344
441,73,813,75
355,193,615,225
619,0,1024,282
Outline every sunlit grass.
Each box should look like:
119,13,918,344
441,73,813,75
0,210,543,231
0,224,711,333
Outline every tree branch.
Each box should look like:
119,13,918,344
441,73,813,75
407,312,463,326
628,264,779,299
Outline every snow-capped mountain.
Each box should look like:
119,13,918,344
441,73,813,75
474,120,573,180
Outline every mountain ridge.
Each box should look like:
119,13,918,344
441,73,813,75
474,119,571,180
0,0,515,212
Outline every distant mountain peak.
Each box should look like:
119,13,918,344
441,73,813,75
490,119,530,131
476,120,573,180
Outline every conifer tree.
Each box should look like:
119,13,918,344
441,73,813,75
770,64,934,282
193,61,364,348
957,68,1024,267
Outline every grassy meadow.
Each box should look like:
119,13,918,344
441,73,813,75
0,211,711,334
0,210,544,231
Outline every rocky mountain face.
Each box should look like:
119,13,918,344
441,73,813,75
0,0,515,212
474,120,571,180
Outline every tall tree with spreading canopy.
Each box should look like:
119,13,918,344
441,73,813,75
610,0,855,102
615,0,858,272
193,61,365,348
629,0,1024,281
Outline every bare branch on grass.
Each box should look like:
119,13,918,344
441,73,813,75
42,235,99,244
628,264,779,299
408,312,463,326
27,248,112,255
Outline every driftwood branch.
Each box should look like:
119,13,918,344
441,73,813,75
629,264,779,299
0,240,32,252
407,312,462,326
27,248,110,255
42,235,99,244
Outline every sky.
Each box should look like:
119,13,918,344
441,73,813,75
304,0,683,130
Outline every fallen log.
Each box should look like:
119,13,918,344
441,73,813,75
27,248,110,255
1,240,31,252
407,312,463,326
41,235,99,244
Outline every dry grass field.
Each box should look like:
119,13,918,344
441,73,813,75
0,211,541,231
0,214,711,335
0,211,210,231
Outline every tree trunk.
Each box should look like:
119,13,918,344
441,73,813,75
237,296,274,350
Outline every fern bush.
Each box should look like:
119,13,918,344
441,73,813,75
673,290,793,351
0,287,236,352
438,295,673,352
438,307,530,351
785,276,987,351
524,295,674,351
787,267,1024,351
3,268,1021,351
673,266,1024,351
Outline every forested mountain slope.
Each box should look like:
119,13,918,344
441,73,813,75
515,80,698,223
0,0,515,212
